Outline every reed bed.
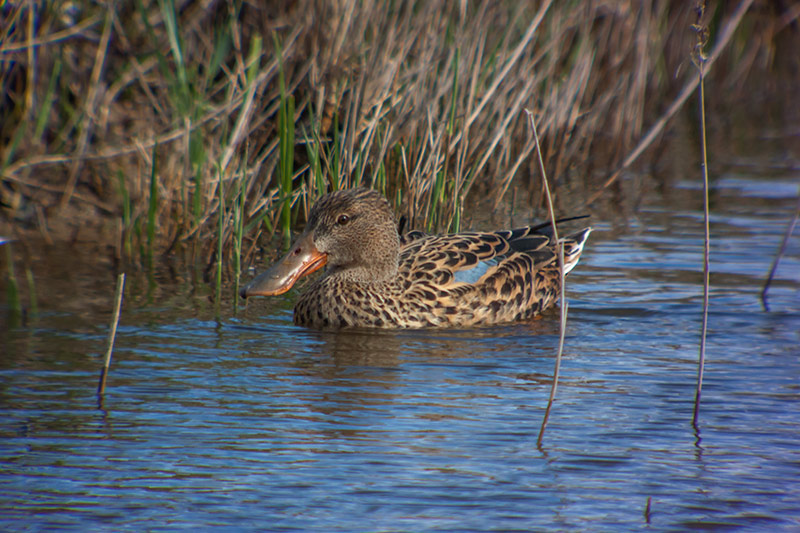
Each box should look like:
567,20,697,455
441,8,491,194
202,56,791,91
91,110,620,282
0,0,794,279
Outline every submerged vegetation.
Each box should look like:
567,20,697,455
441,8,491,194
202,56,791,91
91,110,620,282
0,1,796,276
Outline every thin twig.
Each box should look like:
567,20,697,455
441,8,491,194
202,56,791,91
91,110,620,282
98,273,125,396
761,189,800,311
526,109,568,449
0,13,102,53
219,52,261,175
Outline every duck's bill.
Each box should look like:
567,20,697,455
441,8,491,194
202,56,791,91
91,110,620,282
240,232,327,297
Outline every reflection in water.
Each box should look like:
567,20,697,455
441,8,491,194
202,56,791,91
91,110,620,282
1,167,799,530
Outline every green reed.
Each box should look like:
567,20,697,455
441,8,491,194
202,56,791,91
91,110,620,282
25,266,37,318
145,145,158,270
214,161,225,316
4,243,22,327
274,33,295,248
233,158,247,314
33,55,62,141
116,170,132,258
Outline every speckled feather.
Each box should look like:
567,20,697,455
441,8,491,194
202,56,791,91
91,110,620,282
281,188,592,329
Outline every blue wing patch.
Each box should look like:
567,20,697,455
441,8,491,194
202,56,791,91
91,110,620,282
453,258,499,285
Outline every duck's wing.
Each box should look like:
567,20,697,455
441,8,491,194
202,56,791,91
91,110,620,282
499,225,593,275
398,222,592,285
393,231,543,326
392,223,591,326
398,232,513,287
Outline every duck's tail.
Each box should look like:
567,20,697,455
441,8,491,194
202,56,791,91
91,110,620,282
504,217,592,275
562,228,592,275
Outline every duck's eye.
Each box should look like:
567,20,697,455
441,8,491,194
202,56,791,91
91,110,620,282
336,214,350,226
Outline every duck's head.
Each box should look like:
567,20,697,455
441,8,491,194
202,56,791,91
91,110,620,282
240,188,400,298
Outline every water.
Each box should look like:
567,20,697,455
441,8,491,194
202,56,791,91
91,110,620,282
1,166,799,531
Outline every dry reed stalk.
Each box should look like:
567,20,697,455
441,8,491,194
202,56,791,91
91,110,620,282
0,13,101,53
60,6,113,210
97,273,125,396
692,1,711,428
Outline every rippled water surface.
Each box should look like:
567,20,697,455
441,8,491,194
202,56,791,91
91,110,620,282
2,165,799,530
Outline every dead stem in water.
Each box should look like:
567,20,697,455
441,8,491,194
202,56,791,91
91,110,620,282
692,0,711,429
761,191,800,311
526,109,567,450
97,272,125,397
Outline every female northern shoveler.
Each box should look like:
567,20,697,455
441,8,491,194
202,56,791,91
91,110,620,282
240,188,591,329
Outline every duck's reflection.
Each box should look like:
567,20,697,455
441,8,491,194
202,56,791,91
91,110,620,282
256,318,563,438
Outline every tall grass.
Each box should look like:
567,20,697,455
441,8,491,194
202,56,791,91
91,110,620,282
0,1,792,274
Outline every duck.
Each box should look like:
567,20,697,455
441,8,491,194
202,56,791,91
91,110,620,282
240,187,591,329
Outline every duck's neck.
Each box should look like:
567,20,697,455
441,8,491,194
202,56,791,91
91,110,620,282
328,254,399,285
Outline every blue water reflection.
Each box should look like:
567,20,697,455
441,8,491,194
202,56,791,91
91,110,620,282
1,170,799,531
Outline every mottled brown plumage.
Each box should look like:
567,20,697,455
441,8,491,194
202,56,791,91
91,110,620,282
241,188,591,329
